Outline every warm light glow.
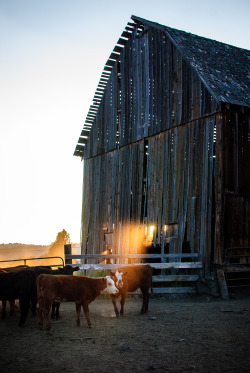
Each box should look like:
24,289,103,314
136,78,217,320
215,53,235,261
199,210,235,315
145,225,155,247
150,225,155,233
112,223,148,258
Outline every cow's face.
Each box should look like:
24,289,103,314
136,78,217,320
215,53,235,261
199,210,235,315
102,276,119,294
114,270,124,289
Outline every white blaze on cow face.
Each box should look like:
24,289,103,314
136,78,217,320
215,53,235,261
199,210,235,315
102,276,119,294
115,270,124,289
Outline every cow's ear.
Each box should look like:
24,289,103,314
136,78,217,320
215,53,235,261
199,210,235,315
74,266,80,271
58,267,63,272
110,270,115,276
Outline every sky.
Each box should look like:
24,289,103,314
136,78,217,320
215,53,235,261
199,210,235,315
0,0,249,246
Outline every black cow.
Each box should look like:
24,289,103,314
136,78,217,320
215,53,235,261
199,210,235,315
0,269,36,326
0,268,15,317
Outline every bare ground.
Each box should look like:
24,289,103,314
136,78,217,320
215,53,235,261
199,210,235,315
1,292,250,373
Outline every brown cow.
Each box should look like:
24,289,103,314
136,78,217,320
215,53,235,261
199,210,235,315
37,274,119,330
110,264,153,316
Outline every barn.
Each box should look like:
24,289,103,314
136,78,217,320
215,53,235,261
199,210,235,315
74,15,250,280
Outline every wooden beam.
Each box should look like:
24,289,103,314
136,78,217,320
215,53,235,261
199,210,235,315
75,144,85,151
80,130,90,137
113,45,124,53
152,287,197,294
70,263,202,270
66,253,199,259
116,38,127,46
78,137,88,144
152,275,199,282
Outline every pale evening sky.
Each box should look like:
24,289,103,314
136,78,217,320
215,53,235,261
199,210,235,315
0,0,249,245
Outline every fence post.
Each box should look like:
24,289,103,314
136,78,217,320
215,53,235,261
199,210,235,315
64,244,72,265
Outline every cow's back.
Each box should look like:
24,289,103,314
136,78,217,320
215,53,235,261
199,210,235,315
0,269,36,299
37,275,104,302
118,265,153,292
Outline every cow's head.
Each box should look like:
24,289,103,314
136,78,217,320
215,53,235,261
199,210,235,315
58,265,80,275
102,276,119,294
110,270,127,290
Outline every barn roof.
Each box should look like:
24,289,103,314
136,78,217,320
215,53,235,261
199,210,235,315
74,15,250,157
133,15,250,109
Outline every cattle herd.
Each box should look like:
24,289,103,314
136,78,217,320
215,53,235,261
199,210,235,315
0,263,153,330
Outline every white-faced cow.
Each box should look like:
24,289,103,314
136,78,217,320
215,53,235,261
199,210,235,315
110,264,153,316
31,265,80,320
37,274,119,330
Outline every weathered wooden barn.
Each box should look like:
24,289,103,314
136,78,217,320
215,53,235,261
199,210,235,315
74,16,250,278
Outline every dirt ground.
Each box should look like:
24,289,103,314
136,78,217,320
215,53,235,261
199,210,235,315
1,291,250,373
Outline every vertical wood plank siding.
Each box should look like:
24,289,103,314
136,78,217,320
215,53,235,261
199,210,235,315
221,105,250,253
81,25,250,271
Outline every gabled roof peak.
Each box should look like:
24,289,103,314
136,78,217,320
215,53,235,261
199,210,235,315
132,15,250,108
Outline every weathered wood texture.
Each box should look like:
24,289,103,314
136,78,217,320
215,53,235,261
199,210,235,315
214,105,250,263
81,24,250,274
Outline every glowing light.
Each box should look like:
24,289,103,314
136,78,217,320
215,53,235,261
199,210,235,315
150,225,155,234
146,225,155,246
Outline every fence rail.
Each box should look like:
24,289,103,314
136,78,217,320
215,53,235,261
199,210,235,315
0,256,65,268
65,250,203,294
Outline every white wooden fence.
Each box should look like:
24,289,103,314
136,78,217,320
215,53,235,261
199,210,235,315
64,250,203,294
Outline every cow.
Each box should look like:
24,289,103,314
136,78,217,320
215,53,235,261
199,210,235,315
2,265,29,272
0,269,37,326
31,265,80,319
110,264,153,316
0,265,52,319
37,274,119,330
0,265,79,321
0,268,15,318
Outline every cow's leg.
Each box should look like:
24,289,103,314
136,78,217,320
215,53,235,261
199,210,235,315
145,290,150,312
75,303,81,326
82,303,92,327
51,301,60,320
141,289,149,314
9,300,15,316
51,301,56,320
43,299,52,330
120,293,126,315
55,302,60,320
18,297,30,327
51,302,55,320
1,300,6,319
31,300,37,317
110,295,120,317
37,296,44,328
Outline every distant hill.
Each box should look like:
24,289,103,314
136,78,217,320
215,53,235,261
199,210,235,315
0,243,50,262
0,243,81,267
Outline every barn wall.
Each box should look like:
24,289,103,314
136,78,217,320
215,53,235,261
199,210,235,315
214,105,250,263
85,26,218,158
82,117,216,274
81,25,221,274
